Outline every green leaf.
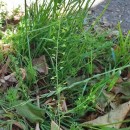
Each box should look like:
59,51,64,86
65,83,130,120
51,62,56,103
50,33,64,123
15,101,44,123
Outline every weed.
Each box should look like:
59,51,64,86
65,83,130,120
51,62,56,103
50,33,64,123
113,23,130,66
0,0,130,129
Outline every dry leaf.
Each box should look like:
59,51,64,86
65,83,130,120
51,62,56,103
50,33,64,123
109,94,122,109
82,101,130,129
96,93,107,112
44,98,53,104
7,12,24,25
4,68,26,82
20,68,26,79
13,15,21,25
0,68,26,89
44,98,57,106
0,73,16,91
96,90,116,111
117,77,123,83
84,112,99,122
0,57,10,77
51,121,63,130
13,121,25,130
60,99,68,112
127,72,130,79
103,90,115,103
60,94,68,112
0,41,13,54
111,86,122,95
112,85,130,96
33,55,48,75
4,73,17,83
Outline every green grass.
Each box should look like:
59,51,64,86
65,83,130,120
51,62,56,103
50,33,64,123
0,0,130,130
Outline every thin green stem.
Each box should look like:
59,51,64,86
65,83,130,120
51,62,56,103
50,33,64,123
24,0,32,62
56,19,61,129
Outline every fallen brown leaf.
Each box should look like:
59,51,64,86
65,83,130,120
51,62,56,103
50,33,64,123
117,77,123,83
6,12,24,25
0,57,10,77
0,68,26,89
44,98,53,105
20,68,26,80
60,94,68,112
96,90,116,111
4,68,26,82
0,41,13,54
44,98,57,107
13,121,24,130
127,72,130,79
4,73,17,83
84,112,99,122
33,55,48,75
82,101,130,129
112,85,130,96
